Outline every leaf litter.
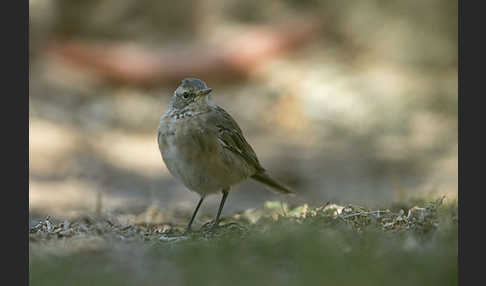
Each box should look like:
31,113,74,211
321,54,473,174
30,196,453,251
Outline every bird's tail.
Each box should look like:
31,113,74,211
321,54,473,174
251,172,294,194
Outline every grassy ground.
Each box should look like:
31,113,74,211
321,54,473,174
29,197,457,286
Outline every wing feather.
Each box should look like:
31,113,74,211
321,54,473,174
208,106,265,173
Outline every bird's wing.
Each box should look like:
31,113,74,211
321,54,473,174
207,106,265,173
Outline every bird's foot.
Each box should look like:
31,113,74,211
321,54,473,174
200,219,221,232
182,227,192,235
200,219,247,235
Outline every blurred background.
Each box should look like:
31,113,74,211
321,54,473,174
29,0,457,223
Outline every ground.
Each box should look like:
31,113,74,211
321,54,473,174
29,197,457,286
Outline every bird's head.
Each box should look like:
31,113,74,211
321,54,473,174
170,78,213,110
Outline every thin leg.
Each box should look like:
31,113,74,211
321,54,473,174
186,195,205,231
211,188,229,230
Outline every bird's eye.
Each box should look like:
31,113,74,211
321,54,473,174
182,92,190,99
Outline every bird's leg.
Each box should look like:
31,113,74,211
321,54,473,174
211,188,229,231
185,195,205,232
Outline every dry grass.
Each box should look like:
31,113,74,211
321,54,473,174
30,197,457,286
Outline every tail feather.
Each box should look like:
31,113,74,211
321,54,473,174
251,172,294,194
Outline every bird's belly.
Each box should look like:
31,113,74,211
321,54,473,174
161,132,249,194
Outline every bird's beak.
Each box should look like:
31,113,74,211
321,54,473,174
198,88,212,97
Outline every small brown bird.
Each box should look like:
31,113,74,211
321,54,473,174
158,78,293,231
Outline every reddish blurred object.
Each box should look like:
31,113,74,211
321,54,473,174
47,18,321,86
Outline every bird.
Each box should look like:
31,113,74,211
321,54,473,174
157,78,293,231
